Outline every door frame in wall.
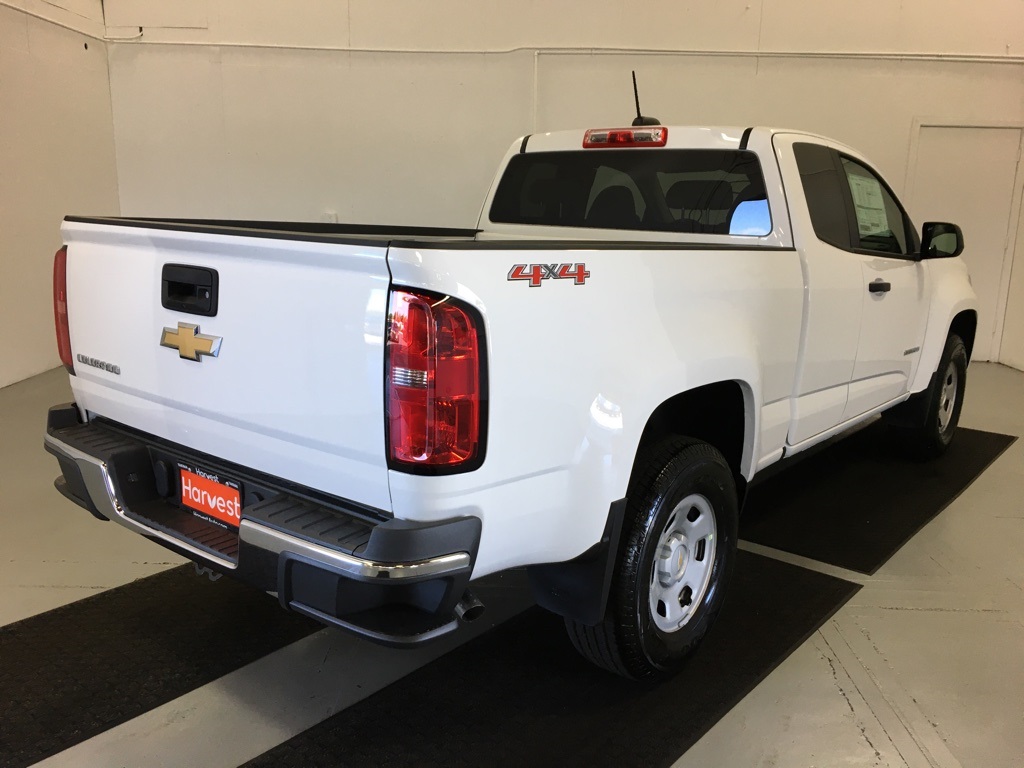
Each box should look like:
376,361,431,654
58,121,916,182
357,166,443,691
903,118,1024,362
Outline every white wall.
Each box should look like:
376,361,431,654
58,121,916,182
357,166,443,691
0,3,119,388
2,0,104,36
107,45,534,225
99,0,1024,55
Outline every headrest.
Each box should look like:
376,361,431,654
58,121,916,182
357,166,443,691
585,185,640,229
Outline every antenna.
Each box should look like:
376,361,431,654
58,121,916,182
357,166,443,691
630,70,661,127
632,71,642,123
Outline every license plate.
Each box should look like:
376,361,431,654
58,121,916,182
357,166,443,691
178,462,242,530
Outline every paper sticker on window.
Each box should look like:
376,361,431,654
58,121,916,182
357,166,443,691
847,173,888,236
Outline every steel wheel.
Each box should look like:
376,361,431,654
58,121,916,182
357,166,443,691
886,332,967,459
564,438,738,679
938,360,958,434
648,493,717,633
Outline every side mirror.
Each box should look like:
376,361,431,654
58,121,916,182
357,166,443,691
921,222,964,259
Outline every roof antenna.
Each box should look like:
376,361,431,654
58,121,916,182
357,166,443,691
631,71,661,127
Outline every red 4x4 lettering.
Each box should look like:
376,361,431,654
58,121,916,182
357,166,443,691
508,263,590,287
508,264,551,287
556,263,591,285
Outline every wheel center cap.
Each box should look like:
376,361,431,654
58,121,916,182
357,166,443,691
657,533,689,585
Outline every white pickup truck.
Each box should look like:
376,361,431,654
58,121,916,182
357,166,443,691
45,125,976,679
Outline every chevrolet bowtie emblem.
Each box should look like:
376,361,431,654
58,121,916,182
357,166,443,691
160,322,222,362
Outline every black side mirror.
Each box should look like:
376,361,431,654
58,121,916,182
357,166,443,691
921,222,964,259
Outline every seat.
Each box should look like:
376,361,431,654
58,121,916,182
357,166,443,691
524,177,564,224
585,185,640,230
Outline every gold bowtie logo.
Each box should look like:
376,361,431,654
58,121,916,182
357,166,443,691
160,322,222,362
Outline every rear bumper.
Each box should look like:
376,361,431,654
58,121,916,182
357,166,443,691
44,403,481,645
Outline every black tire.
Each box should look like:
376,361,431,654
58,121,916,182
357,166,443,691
896,333,967,459
565,438,739,680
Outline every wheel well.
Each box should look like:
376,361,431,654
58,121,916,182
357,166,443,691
949,310,977,361
631,381,748,495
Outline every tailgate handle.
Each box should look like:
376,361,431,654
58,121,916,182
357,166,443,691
162,264,219,317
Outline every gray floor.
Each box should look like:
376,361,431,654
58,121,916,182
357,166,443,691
3,364,1022,767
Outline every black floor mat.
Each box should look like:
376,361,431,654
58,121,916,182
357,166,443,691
244,551,858,768
0,566,319,768
740,425,1016,574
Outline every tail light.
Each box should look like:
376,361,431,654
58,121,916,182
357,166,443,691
53,246,74,375
583,126,667,148
386,288,485,472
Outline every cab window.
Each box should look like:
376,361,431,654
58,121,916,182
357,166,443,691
839,157,909,256
794,142,917,257
793,142,852,250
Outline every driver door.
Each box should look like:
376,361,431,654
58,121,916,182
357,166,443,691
836,155,929,420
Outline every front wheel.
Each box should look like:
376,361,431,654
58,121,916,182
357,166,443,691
896,333,968,459
565,438,738,679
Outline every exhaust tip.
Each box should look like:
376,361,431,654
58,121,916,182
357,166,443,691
455,590,485,623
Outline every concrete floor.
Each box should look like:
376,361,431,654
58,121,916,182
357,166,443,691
2,363,1022,767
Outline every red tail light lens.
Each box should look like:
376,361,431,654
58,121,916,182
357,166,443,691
386,288,485,472
583,126,668,148
53,246,74,375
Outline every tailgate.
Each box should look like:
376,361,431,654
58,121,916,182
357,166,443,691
61,219,393,512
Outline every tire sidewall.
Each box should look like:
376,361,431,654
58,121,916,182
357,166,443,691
933,335,967,447
627,448,738,672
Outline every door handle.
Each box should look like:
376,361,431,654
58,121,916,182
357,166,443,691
868,280,891,294
162,263,219,316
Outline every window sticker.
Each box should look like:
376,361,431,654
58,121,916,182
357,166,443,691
847,173,888,236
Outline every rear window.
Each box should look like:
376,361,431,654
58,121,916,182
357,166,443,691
489,149,771,236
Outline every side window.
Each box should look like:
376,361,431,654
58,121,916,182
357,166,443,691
839,157,908,255
793,142,852,250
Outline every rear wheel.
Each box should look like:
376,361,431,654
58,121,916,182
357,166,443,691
896,333,967,459
565,438,738,679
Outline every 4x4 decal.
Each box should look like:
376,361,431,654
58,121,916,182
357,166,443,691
508,263,590,287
